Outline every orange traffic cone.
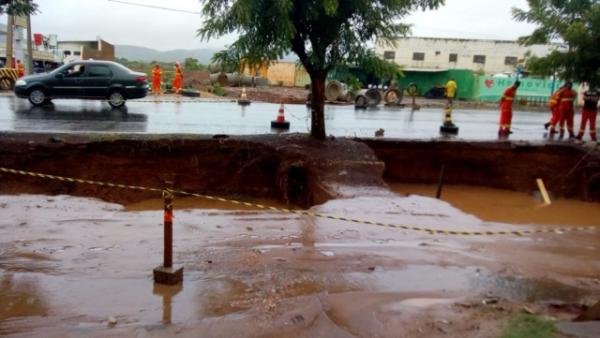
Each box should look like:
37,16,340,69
271,103,290,130
238,87,251,106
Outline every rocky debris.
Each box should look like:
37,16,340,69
107,316,117,327
557,321,600,338
226,87,308,104
482,297,499,305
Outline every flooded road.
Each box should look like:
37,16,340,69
0,95,563,140
1,189,598,337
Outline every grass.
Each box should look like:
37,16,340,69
212,83,227,96
500,314,556,338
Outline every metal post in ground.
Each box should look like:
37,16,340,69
436,165,446,199
153,181,183,285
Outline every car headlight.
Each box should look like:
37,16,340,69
15,79,26,86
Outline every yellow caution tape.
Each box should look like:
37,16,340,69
0,167,597,237
0,167,161,193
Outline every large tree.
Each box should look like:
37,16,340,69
0,0,37,15
513,0,600,86
199,0,443,139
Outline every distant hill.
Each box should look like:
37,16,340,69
115,45,217,64
115,45,299,64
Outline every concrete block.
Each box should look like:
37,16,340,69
153,266,183,285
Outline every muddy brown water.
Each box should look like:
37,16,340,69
1,191,599,337
388,183,600,226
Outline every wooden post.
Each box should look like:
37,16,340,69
26,15,33,75
163,181,173,268
6,15,14,68
536,178,552,205
436,164,446,199
153,181,183,285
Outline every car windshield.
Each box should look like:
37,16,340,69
49,63,72,75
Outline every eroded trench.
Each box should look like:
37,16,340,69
1,132,600,336
0,132,599,206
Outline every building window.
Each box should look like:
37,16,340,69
383,51,395,60
435,51,441,55
73,51,81,56
63,50,71,56
504,56,518,65
413,52,425,61
449,53,458,62
473,55,486,64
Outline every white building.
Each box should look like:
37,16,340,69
375,37,560,74
58,37,115,63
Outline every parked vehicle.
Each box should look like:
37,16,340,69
14,60,148,107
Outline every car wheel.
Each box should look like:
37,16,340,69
28,88,47,106
108,90,126,108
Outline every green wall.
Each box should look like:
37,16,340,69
397,69,478,100
477,76,567,102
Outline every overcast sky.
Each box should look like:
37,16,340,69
21,0,537,51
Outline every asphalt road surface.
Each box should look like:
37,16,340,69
0,95,560,140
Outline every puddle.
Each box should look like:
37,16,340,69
196,278,251,317
0,193,596,336
388,183,600,226
346,265,589,303
476,275,589,303
346,265,480,293
0,274,49,320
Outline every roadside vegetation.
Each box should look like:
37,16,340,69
513,0,600,87
500,314,557,338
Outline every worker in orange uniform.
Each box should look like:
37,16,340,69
576,86,599,142
151,64,162,95
555,81,577,138
544,85,564,131
498,81,521,137
172,62,183,94
16,59,25,78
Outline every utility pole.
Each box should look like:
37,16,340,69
26,15,33,74
6,15,14,68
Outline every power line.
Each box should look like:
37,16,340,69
107,0,202,14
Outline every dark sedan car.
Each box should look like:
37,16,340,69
14,60,148,107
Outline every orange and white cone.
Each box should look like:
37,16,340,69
271,103,290,130
238,87,251,105
277,104,285,122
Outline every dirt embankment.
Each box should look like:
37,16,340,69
225,87,309,104
0,133,598,205
0,133,383,207
365,140,600,202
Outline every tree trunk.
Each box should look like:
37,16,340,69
309,71,327,140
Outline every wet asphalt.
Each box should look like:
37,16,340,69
0,95,558,140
